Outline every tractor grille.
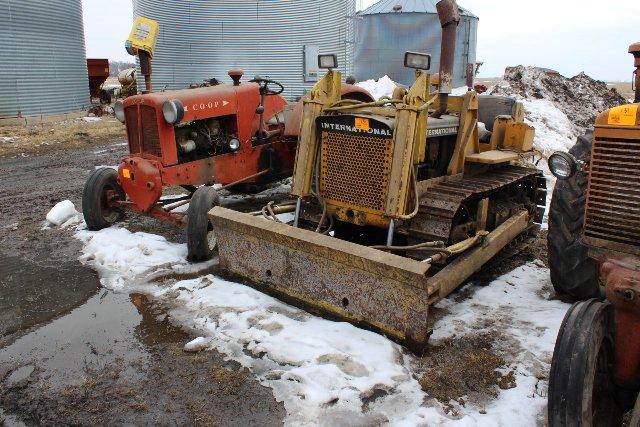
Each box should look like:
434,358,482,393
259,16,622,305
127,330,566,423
585,136,640,250
125,106,141,153
140,106,162,157
319,131,393,212
124,105,162,158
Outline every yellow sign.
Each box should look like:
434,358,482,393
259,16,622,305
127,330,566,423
355,117,370,131
608,105,638,126
122,169,131,179
126,16,159,58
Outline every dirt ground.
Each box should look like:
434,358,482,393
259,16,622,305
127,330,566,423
0,122,556,425
0,133,285,425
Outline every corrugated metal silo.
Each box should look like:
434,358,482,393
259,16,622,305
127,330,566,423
354,0,478,87
0,0,90,119
132,0,356,100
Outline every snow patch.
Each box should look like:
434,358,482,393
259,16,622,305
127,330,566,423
356,75,398,100
45,200,82,227
82,117,102,123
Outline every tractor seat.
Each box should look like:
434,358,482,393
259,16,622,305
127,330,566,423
478,96,518,132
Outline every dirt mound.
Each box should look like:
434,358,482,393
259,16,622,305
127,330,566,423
489,66,627,133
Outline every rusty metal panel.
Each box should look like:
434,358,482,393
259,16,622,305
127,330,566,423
124,106,141,154
584,130,640,255
0,0,90,118
210,206,435,347
132,0,356,100
140,105,162,158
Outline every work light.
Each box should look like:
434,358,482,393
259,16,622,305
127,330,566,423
404,52,432,71
318,54,338,70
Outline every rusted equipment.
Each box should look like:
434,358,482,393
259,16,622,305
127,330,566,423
83,15,373,260
209,0,545,351
431,0,460,118
547,42,640,425
631,42,640,103
86,58,111,104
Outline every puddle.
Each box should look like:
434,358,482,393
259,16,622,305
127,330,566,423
0,290,187,391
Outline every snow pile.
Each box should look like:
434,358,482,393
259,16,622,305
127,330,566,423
356,75,398,100
489,66,627,157
45,200,82,228
50,199,570,426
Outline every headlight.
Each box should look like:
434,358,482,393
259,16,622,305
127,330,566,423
162,100,185,124
228,138,241,152
114,101,125,123
548,152,578,180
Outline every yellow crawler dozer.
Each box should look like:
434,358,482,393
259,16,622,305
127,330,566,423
209,0,546,351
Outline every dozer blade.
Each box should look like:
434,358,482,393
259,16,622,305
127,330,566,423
209,206,437,347
209,207,533,350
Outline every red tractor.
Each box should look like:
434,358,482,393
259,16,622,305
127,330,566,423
547,42,640,425
83,67,373,261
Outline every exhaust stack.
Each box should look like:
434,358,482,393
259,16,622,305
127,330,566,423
631,42,640,103
432,0,460,118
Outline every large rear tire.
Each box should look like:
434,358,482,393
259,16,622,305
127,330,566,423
187,187,220,262
548,132,600,299
548,299,622,426
82,168,125,231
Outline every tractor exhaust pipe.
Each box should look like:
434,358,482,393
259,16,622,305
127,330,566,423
432,0,460,118
630,42,640,103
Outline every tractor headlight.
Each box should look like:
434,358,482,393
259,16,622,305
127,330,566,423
162,100,185,124
114,101,125,123
548,151,578,180
228,138,241,152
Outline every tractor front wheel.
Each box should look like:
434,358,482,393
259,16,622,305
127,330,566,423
187,187,220,262
82,167,126,231
547,132,600,299
548,299,622,426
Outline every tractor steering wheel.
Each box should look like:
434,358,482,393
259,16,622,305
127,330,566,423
250,77,285,96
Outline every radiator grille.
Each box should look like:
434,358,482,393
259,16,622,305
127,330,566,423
319,131,393,212
140,106,162,157
125,106,140,153
585,136,640,249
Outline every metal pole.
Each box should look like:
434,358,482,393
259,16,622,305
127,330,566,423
293,197,302,228
386,219,395,247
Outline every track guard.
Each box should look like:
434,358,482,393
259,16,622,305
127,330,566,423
210,207,436,348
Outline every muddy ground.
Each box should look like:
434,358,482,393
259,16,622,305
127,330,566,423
0,124,555,425
0,137,285,425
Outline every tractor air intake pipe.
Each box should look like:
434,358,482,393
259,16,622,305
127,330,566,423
431,0,461,118
630,42,640,103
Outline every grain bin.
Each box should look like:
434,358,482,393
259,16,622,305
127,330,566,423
0,0,90,119
354,0,478,87
132,0,356,100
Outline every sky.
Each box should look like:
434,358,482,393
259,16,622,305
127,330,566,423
82,0,639,81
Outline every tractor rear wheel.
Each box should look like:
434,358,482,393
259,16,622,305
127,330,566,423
548,132,600,299
187,187,220,262
548,299,622,426
82,167,125,231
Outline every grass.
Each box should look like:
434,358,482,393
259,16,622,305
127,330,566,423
0,117,125,157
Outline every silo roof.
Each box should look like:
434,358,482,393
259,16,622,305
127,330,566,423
359,0,478,19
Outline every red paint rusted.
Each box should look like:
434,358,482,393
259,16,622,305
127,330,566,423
115,73,374,227
601,259,640,389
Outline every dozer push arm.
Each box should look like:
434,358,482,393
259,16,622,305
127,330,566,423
291,71,342,198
